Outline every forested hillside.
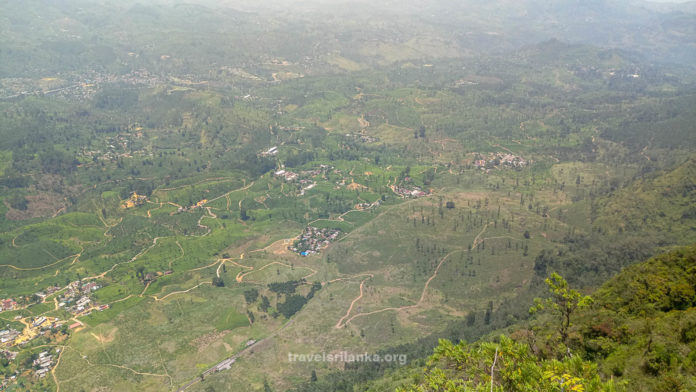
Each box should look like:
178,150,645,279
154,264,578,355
352,246,696,391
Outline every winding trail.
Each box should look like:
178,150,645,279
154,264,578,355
59,345,172,385
7,171,467,388
140,282,151,296
336,196,424,245
215,253,247,278
216,259,226,278
146,201,164,218
0,252,80,271
0,181,251,321
188,259,222,273
157,177,231,192
204,180,254,205
195,210,214,236
247,236,298,255
335,274,374,328
103,218,122,239
307,201,378,227
169,240,185,269
236,261,316,283
82,236,163,282
151,282,212,302
52,346,66,392
336,223,489,328
109,295,134,305
69,246,85,265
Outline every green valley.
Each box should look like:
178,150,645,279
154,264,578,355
0,1,695,391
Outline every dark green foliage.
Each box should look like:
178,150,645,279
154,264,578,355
533,246,696,390
260,295,271,312
277,294,307,318
6,193,27,210
135,266,145,280
284,151,316,168
94,85,139,111
601,96,696,150
244,288,259,304
268,280,303,295
0,177,29,188
305,281,322,300
595,246,696,314
40,148,77,174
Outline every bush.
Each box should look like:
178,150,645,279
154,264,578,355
7,194,28,210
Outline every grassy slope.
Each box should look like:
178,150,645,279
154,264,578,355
594,157,696,240
361,245,696,392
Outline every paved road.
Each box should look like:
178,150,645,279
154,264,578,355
176,318,296,391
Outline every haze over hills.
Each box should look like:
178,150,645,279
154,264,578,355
1,0,695,78
0,1,694,391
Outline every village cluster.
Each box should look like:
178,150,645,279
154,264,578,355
2,68,171,98
81,132,149,165
0,349,16,363
0,68,169,101
392,178,429,198
472,152,528,170
32,349,59,379
0,284,98,352
0,346,60,381
274,164,335,195
0,349,17,389
1,315,62,349
274,169,299,182
0,329,20,347
0,299,17,313
290,227,341,256
0,280,111,382
55,281,107,316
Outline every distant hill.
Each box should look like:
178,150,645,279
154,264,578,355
1,0,695,78
639,0,696,14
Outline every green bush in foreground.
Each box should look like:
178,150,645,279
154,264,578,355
398,335,624,392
